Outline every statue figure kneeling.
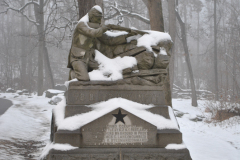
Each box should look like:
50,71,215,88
67,5,137,81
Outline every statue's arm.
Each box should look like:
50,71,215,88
77,22,107,38
98,28,139,45
98,33,128,45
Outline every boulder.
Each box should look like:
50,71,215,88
49,96,62,105
45,89,64,98
135,51,155,70
6,88,15,93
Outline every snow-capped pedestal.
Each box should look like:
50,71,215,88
42,82,192,160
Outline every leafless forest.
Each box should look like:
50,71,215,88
0,0,239,104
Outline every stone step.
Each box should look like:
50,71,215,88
47,148,192,160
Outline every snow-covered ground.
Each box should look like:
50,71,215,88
0,92,239,160
173,99,240,160
0,93,54,160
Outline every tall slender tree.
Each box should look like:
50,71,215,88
176,1,198,107
214,0,219,100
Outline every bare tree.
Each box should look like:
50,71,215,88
1,0,57,95
168,0,176,94
214,0,219,100
176,2,198,107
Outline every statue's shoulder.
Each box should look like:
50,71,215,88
76,22,88,29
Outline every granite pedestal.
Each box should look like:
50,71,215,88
47,82,192,160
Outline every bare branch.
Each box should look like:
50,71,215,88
0,0,39,26
105,5,150,24
19,0,39,12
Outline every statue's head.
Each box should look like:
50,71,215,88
89,6,103,24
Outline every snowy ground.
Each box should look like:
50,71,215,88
0,93,54,160
0,92,239,160
173,99,240,160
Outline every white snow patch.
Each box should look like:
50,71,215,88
93,5,102,13
40,142,77,160
53,96,66,126
165,143,187,150
89,50,137,81
137,31,171,52
160,47,167,55
132,70,139,73
55,98,179,131
126,34,142,43
79,13,89,24
105,31,128,37
64,78,77,89
46,89,64,94
77,5,102,27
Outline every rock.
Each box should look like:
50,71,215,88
49,96,62,105
16,90,23,95
122,65,138,75
55,84,66,91
174,111,187,118
141,75,162,84
45,89,64,98
190,116,204,122
153,54,170,69
135,51,155,70
6,88,15,93
131,77,156,86
122,68,133,75
117,47,146,57
22,89,28,93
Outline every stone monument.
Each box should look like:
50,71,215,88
43,5,192,160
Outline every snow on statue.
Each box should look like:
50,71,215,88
67,5,172,84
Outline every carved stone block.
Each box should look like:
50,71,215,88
66,84,165,105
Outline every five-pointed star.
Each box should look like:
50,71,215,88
112,109,127,124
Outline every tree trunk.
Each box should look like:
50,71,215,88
176,11,198,107
43,44,54,89
148,0,164,31
168,0,176,95
21,0,27,90
78,0,96,19
35,0,44,95
197,11,200,89
33,0,55,95
214,0,219,100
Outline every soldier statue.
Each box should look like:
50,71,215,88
67,5,138,81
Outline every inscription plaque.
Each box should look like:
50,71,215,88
103,125,148,144
81,108,157,148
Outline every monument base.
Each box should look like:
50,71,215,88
47,148,192,160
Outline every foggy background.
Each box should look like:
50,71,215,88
0,0,239,102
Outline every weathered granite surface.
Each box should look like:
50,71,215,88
47,148,192,160
53,108,182,148
66,83,165,105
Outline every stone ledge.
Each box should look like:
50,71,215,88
65,105,170,119
46,148,192,160
66,85,165,105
